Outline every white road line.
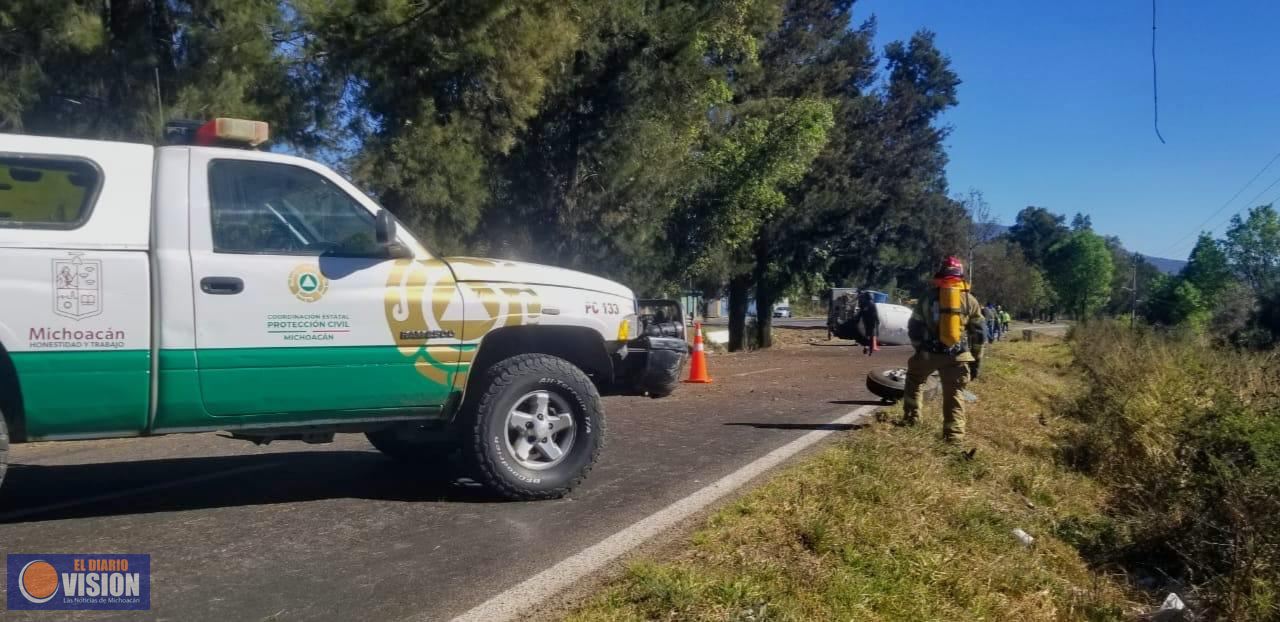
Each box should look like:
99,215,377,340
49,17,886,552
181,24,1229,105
447,405,877,622
0,461,282,522
731,367,783,377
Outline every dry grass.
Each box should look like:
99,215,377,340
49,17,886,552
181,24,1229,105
1060,322,1280,619
564,338,1143,621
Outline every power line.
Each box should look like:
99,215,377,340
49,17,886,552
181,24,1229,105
1262,185,1280,214
1202,170,1280,236
1205,180,1280,245
1152,0,1166,144
1160,151,1280,257
1228,177,1280,233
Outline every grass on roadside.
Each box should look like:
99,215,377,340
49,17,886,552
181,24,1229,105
1060,322,1280,619
565,339,1142,621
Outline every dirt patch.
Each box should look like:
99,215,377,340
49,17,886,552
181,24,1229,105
770,326,857,349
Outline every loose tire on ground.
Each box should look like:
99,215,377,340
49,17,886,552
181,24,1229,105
0,410,8,493
633,342,685,399
463,353,604,500
645,383,676,399
866,367,940,403
366,427,457,467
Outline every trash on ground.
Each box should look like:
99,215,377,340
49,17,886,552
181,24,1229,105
1011,528,1035,546
1149,593,1189,621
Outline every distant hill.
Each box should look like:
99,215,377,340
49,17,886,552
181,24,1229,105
1144,256,1186,275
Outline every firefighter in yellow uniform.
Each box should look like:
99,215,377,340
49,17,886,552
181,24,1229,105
902,256,987,443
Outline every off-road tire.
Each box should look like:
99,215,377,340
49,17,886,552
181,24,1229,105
635,362,681,399
866,367,940,403
365,428,457,467
463,354,604,501
0,410,8,493
645,382,676,399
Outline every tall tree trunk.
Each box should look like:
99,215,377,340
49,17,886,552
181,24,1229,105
753,241,775,349
728,274,751,352
754,283,775,349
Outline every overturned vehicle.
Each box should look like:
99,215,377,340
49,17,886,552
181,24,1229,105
826,288,913,346
827,289,936,402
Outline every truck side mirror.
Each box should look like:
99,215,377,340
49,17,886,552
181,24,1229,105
374,210,412,259
376,209,396,245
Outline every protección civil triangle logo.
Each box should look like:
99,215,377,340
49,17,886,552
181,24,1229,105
6,554,150,611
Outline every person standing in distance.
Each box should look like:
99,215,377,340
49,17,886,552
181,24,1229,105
857,288,881,355
981,303,996,343
901,257,987,445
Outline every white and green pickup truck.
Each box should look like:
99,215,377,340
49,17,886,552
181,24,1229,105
0,119,685,500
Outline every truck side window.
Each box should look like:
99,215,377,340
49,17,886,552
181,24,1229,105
0,156,101,229
209,159,380,256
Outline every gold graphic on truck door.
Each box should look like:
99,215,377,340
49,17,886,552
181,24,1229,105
383,259,542,385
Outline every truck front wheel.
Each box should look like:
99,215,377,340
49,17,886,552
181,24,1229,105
464,354,604,500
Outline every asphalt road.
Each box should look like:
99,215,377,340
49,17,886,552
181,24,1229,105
701,316,827,328
704,317,1071,332
0,340,907,621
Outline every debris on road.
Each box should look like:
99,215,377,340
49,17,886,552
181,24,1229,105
864,366,940,402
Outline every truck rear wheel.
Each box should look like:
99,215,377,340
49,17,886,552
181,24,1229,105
463,354,604,500
0,410,8,493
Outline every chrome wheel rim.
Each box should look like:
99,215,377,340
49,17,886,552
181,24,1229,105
503,390,577,470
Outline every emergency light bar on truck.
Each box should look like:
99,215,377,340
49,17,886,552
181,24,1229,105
164,117,269,148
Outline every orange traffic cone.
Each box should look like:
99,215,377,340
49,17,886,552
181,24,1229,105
684,322,713,383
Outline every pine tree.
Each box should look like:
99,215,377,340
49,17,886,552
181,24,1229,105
1,1,313,144
1009,206,1070,268
733,0,879,347
487,0,777,288
300,0,584,252
821,30,963,294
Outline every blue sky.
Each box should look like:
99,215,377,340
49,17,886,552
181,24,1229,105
856,0,1280,260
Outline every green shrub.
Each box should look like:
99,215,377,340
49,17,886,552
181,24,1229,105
1061,321,1280,620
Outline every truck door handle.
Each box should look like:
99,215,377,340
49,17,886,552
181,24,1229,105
200,276,244,295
